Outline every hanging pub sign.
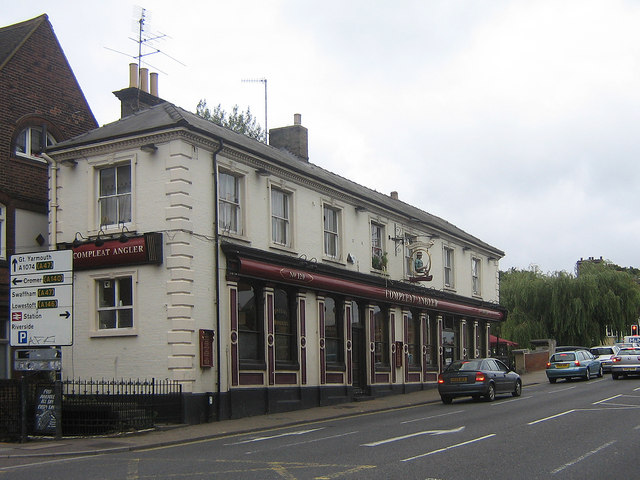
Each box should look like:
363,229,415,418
69,232,163,270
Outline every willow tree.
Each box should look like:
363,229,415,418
499,263,640,347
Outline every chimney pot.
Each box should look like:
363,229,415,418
140,67,149,93
129,63,138,88
391,191,399,200
150,72,158,96
294,113,302,125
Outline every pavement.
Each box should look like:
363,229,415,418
0,369,548,459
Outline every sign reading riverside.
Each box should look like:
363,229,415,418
10,251,73,346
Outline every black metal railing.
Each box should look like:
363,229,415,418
0,377,183,441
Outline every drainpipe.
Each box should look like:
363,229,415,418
40,152,58,249
211,139,224,421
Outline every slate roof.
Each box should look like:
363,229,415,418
49,101,504,257
0,14,46,71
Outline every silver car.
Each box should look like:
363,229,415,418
611,347,640,379
590,345,620,373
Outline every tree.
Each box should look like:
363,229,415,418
196,99,265,142
499,264,640,348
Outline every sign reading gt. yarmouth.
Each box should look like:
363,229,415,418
10,250,73,346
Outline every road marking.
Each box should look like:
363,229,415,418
550,440,616,474
362,426,465,447
401,434,496,461
528,410,575,425
283,430,358,447
401,410,463,424
593,394,621,404
126,458,139,480
225,427,325,445
547,386,576,393
491,395,532,405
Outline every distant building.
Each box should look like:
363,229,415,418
45,66,506,423
0,15,97,378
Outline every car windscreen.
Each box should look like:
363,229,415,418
550,353,575,362
591,348,613,355
620,349,640,355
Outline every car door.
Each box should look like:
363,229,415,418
494,359,513,392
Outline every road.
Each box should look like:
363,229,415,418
2,375,640,479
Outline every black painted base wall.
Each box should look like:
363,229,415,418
180,383,437,424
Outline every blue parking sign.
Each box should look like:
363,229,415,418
18,331,28,344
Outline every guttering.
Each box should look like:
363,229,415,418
211,138,224,421
39,152,58,249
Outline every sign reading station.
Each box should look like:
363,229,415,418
10,250,73,346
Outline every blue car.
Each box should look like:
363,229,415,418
546,349,603,383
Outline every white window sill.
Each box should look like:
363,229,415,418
90,328,138,338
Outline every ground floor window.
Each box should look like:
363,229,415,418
274,288,297,365
97,276,133,330
324,296,344,366
374,306,389,368
406,311,421,369
238,281,263,364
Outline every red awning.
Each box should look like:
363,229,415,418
490,335,518,347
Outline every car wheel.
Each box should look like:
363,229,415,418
584,369,591,381
441,395,453,404
612,372,619,380
485,383,496,402
597,365,603,378
549,378,557,384
512,380,522,397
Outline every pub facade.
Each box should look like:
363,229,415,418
45,72,506,422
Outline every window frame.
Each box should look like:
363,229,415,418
444,246,455,288
406,310,421,370
371,222,386,270
237,281,265,368
219,171,243,235
471,257,481,296
90,271,137,337
274,287,298,368
373,306,390,368
97,162,132,229
324,296,345,367
14,125,55,161
270,186,292,248
322,204,341,260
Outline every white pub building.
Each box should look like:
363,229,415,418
44,69,506,422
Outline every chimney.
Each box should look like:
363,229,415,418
390,191,399,200
114,64,165,118
269,114,309,161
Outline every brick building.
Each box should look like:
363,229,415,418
0,15,97,377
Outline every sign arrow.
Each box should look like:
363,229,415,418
12,277,23,286
59,311,71,319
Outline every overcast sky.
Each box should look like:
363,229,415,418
5,1,640,274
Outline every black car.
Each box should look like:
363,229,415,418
438,358,522,404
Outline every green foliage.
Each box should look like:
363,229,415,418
499,263,640,348
196,99,265,142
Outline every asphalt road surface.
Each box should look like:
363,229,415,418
2,375,639,479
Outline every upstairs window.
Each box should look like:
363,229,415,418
472,257,481,295
219,172,242,234
444,247,455,288
371,222,385,270
99,163,131,227
271,188,291,246
15,126,55,160
323,205,340,259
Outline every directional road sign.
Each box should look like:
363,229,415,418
10,250,73,346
